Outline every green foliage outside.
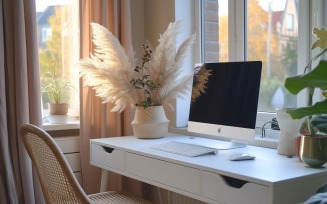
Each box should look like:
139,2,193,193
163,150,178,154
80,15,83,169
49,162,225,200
219,1,299,111
39,7,63,82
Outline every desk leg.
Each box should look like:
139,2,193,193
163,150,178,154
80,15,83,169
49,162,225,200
100,170,109,192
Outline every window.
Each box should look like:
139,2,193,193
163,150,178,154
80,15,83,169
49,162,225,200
287,14,294,30
202,0,299,112
35,0,80,122
42,27,52,42
198,0,323,141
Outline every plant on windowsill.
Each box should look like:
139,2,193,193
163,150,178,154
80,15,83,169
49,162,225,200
284,27,327,167
41,78,75,124
77,21,196,138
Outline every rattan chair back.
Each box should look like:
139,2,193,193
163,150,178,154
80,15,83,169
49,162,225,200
20,124,91,204
20,124,150,204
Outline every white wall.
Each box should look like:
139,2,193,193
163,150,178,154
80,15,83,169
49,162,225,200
130,0,197,127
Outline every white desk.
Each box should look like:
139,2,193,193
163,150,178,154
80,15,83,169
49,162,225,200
90,134,327,204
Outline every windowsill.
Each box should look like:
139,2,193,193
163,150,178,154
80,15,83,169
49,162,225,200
42,121,279,149
42,120,80,131
169,126,278,149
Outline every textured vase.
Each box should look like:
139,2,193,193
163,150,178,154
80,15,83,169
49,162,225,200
131,106,170,139
300,135,327,168
48,103,69,115
276,109,304,156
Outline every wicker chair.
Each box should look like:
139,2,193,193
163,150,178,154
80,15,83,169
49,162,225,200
20,123,150,204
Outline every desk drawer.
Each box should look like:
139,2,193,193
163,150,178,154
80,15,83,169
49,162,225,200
90,143,125,171
126,153,201,195
202,171,269,204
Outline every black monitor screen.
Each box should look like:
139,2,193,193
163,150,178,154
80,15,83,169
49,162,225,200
189,61,262,129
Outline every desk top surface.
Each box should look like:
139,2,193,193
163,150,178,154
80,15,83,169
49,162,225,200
91,133,327,186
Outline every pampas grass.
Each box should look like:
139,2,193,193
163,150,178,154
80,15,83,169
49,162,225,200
192,64,212,101
78,21,196,112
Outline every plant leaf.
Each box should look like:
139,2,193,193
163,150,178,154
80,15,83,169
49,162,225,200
285,60,327,94
311,115,327,134
287,99,327,119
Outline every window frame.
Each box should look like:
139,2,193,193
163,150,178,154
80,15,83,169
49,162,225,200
286,14,294,30
193,0,327,143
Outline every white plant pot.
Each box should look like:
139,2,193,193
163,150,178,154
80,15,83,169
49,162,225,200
276,109,304,156
131,106,170,139
47,115,69,124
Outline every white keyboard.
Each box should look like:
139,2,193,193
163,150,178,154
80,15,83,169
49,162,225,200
151,141,218,157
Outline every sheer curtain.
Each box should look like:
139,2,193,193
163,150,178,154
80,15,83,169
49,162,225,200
80,0,142,196
0,0,44,203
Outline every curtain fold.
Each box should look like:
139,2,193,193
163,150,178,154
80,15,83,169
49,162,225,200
0,0,44,203
80,0,142,196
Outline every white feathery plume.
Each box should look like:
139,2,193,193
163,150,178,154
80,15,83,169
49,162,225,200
148,21,182,81
78,23,138,112
159,75,194,106
91,23,131,73
77,21,195,111
158,33,196,100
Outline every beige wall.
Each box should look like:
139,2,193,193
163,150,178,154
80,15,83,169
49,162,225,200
144,0,175,46
130,0,175,59
130,0,144,60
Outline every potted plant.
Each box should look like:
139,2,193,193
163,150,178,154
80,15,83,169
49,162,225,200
77,21,196,138
284,27,327,167
42,78,75,123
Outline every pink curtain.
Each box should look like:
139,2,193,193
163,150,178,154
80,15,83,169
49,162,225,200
80,0,142,196
0,0,44,203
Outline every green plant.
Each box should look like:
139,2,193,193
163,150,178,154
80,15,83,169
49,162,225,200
129,45,162,109
41,78,75,104
284,27,327,135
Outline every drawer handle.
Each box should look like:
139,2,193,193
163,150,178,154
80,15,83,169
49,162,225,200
221,175,248,188
102,146,114,153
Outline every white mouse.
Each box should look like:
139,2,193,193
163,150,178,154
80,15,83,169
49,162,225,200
229,153,256,161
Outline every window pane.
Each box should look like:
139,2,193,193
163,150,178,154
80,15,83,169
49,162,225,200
36,0,80,119
247,0,298,112
218,0,228,62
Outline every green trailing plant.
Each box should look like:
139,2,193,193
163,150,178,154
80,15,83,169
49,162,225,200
284,27,327,135
42,78,75,104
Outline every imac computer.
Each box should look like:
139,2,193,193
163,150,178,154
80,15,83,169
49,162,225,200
188,61,262,149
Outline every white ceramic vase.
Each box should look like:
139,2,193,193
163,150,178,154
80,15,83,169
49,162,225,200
276,109,304,156
131,106,170,139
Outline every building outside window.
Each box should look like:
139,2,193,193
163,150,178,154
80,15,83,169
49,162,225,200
41,27,52,42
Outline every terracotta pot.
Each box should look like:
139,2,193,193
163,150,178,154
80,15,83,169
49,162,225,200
48,103,69,115
300,135,327,168
131,106,169,139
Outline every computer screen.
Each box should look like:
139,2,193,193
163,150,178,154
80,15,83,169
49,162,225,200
188,61,262,149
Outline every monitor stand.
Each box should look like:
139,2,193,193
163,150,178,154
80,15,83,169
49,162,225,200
213,139,248,150
174,136,248,151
